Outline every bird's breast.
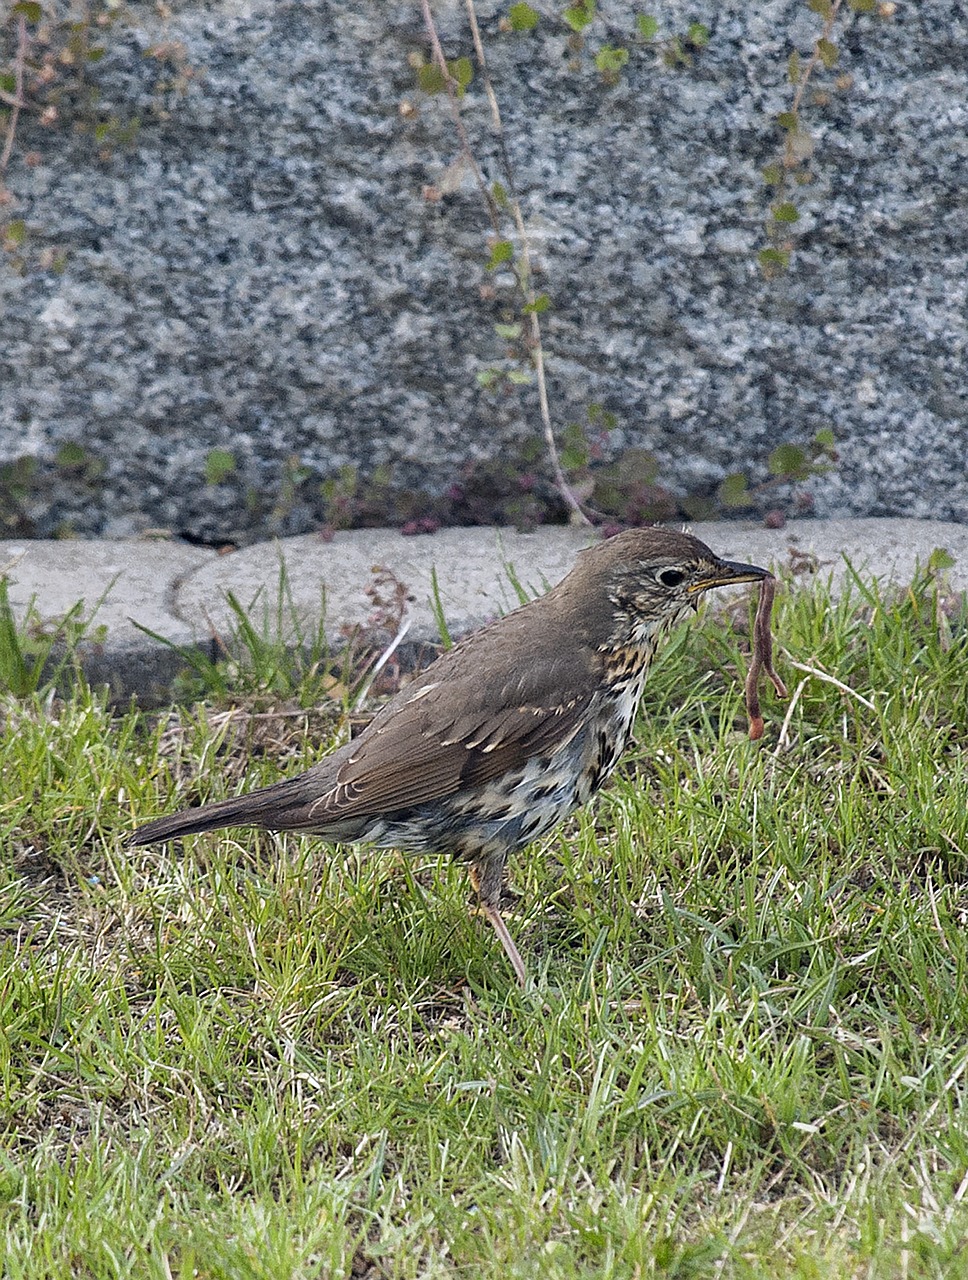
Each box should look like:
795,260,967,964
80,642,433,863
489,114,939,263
571,663,652,807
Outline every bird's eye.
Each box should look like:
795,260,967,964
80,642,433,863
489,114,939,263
657,568,686,589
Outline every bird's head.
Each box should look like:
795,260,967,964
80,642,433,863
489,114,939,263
566,527,771,651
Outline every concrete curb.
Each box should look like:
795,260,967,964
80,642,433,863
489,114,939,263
3,519,966,702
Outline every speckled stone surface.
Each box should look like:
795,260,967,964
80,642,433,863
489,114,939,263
0,0,965,541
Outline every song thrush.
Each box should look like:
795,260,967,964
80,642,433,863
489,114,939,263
129,527,770,985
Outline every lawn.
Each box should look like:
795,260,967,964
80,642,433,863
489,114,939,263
1,562,967,1278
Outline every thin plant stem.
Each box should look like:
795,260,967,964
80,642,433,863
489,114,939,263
419,0,500,232
464,0,589,526
0,15,28,178
784,0,845,173
421,0,591,526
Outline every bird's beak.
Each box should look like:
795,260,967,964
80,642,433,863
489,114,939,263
687,558,772,594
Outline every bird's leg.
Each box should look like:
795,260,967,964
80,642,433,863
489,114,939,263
468,853,528,988
482,902,528,988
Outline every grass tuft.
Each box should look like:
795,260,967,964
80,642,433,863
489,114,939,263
2,567,968,1275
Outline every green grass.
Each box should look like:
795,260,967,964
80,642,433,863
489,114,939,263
2,568,968,1277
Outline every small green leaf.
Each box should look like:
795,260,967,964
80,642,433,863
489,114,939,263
450,56,473,89
476,368,501,388
491,181,510,210
486,239,514,270
594,45,629,75
758,247,791,274
560,422,591,472
772,201,800,223
506,369,532,384
320,465,357,503
12,2,42,22
522,294,550,314
777,111,799,131
718,473,753,508
680,494,717,521
205,449,237,485
87,46,106,62
813,427,836,450
587,402,618,431
807,0,833,14
927,546,956,573
494,322,522,340
417,57,472,94
562,0,595,33
788,51,801,84
686,22,709,47
508,2,539,31
849,0,876,10
56,442,88,469
762,163,783,185
4,220,26,246
416,63,446,93
768,444,809,479
816,38,839,68
636,13,659,38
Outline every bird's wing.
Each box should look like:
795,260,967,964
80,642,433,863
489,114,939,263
307,640,598,822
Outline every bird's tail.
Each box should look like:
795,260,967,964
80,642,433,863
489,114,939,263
128,774,318,846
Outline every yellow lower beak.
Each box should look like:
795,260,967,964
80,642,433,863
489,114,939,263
687,559,772,594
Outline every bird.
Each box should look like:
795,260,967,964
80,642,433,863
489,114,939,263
129,527,771,986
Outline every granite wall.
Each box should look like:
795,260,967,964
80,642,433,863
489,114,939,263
0,0,964,541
